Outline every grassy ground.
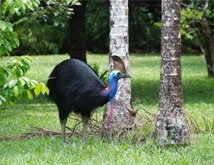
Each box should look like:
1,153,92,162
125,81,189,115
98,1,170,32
0,54,213,165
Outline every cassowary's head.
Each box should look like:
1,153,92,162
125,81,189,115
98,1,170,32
109,70,130,81
101,70,130,103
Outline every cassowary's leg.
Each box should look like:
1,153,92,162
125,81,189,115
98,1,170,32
82,116,89,143
60,119,67,143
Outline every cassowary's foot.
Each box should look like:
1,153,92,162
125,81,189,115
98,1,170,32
82,117,89,143
60,119,67,143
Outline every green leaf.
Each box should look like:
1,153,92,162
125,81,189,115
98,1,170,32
34,84,41,96
13,86,19,97
33,83,49,96
26,90,33,100
0,22,6,31
7,79,18,88
18,77,26,86
3,68,11,77
0,95,6,105
13,33,20,47
15,66,24,77
30,79,38,85
22,77,30,82
3,40,12,52
41,83,49,95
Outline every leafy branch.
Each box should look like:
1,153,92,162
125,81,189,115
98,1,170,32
0,56,49,105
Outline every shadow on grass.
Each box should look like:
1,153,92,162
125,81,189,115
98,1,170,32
13,75,214,107
132,77,214,105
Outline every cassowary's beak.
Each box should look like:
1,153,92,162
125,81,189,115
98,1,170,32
118,73,131,79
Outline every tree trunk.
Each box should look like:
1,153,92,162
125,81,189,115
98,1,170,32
68,0,87,63
156,0,190,146
103,0,135,135
201,0,214,77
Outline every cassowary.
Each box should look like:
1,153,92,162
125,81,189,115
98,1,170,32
47,58,129,142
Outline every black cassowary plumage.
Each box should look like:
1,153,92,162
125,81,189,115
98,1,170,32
47,59,129,143
48,59,108,119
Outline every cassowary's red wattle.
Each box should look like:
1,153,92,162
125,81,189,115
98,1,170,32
100,85,116,120
100,86,110,94
108,106,114,120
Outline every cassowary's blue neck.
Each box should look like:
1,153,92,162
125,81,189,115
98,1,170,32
101,78,118,104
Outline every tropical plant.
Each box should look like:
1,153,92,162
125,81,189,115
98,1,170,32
0,56,49,105
0,0,58,105
91,63,108,84
12,0,80,55
181,0,214,77
0,0,40,56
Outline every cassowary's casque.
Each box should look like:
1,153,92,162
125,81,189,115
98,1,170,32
47,58,129,142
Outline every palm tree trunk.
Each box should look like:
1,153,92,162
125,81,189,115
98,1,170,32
156,0,190,146
103,0,136,135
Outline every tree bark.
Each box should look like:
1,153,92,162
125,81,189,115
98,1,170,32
201,0,214,77
68,0,87,63
156,0,190,146
103,0,135,135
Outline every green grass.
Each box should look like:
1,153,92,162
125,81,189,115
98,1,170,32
0,54,214,165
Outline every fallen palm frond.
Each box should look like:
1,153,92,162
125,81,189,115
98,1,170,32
0,127,82,141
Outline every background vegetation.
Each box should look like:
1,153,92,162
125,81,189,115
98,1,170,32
11,0,214,55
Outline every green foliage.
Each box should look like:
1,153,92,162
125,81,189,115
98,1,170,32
180,8,203,40
0,56,49,105
91,63,108,84
0,0,27,56
0,1,49,105
12,1,162,54
1,0,40,16
14,18,68,54
153,7,204,40
86,2,161,53
180,1,214,41
0,0,80,104
42,0,80,26
86,0,109,53
12,0,80,55
0,21,19,56
129,5,161,52
0,0,40,56
154,1,214,53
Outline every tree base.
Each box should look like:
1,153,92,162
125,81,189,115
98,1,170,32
156,109,190,146
102,101,137,137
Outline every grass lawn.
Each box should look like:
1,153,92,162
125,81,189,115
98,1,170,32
0,54,213,164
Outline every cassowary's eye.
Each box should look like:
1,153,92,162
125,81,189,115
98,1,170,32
109,70,120,79
114,72,120,77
